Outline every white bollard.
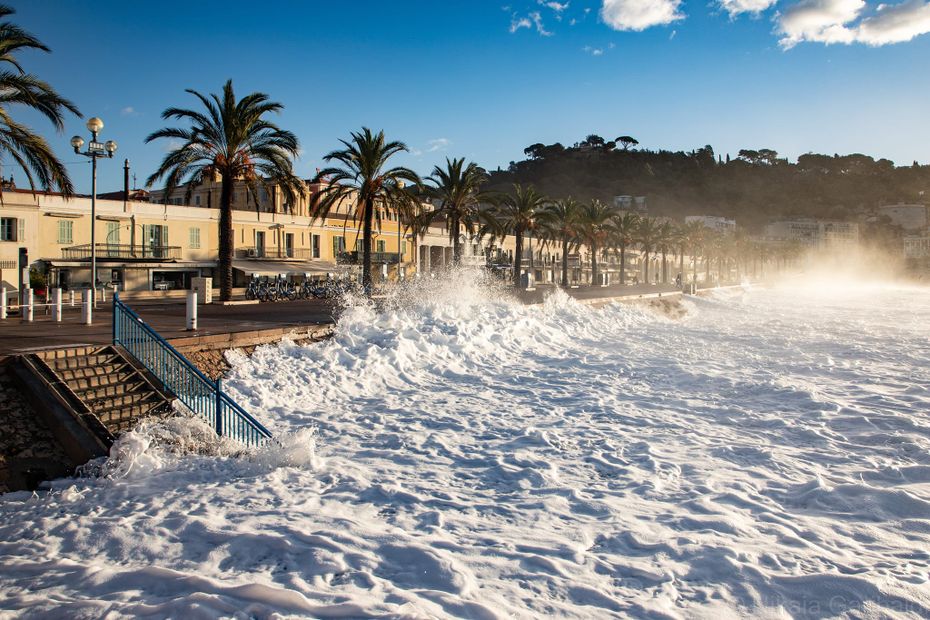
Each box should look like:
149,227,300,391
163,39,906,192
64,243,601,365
69,290,75,306
0,286,6,319
81,289,92,325
186,290,198,331
101,287,106,303
23,288,33,323
53,288,62,322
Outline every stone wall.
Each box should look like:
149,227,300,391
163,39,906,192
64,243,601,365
0,362,72,492
175,325,335,380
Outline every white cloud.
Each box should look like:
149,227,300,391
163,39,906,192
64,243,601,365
777,0,863,47
530,11,554,34
539,0,569,18
719,0,779,17
426,138,451,153
510,15,532,32
856,0,930,44
777,0,930,47
600,0,685,31
120,106,137,117
509,9,552,34
583,45,605,54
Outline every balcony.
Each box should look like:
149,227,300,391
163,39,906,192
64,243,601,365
336,251,400,265
61,244,181,261
236,247,317,260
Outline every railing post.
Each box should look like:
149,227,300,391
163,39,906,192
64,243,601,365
22,288,33,323
215,379,223,437
69,290,75,307
186,290,197,330
81,288,92,325
53,288,62,322
112,293,119,344
0,286,6,319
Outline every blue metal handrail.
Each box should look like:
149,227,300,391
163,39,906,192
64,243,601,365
112,293,272,447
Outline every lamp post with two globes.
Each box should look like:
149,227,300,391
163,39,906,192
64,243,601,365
71,117,117,303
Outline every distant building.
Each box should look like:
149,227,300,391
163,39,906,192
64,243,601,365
685,215,736,233
613,195,647,213
763,219,859,248
878,203,928,232
904,235,930,259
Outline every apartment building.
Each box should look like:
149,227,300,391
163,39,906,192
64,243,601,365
685,215,737,233
0,188,417,294
763,219,859,249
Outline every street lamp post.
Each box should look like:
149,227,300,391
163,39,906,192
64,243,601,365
71,117,117,304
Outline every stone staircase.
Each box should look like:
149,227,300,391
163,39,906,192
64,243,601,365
34,346,173,436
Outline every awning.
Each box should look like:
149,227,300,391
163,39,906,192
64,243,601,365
232,259,340,277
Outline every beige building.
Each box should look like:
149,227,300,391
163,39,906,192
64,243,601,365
0,187,425,295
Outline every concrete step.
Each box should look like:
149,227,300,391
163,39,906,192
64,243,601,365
49,353,122,371
56,362,133,383
65,369,141,393
36,346,106,361
94,400,171,432
87,390,158,412
72,380,147,402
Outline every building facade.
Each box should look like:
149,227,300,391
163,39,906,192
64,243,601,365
684,215,737,233
0,188,419,294
763,219,859,249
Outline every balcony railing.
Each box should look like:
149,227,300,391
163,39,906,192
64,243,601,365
235,247,317,260
62,244,181,260
336,251,400,265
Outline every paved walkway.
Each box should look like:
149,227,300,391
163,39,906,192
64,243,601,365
0,298,336,355
0,282,688,356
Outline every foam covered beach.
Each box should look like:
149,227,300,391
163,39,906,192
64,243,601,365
1,276,929,618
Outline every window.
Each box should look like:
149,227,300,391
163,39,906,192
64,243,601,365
332,236,345,257
189,227,201,249
57,220,73,244
195,195,201,206
376,240,386,253
355,238,363,253
312,234,320,258
106,222,120,244
255,231,266,256
0,217,16,241
402,240,406,256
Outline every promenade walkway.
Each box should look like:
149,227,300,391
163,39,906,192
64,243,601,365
0,282,685,356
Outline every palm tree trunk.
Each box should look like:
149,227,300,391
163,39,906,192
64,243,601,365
452,216,461,265
692,250,698,287
679,247,685,285
218,175,234,301
513,229,523,287
643,250,650,284
620,245,626,285
362,196,374,294
590,244,598,285
561,238,569,286
662,249,668,283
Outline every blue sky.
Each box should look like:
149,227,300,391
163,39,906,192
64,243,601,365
8,0,930,194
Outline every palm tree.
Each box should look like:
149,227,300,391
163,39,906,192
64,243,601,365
606,211,639,285
482,184,547,286
311,128,420,294
577,199,616,285
680,221,705,287
426,157,489,265
538,197,582,286
0,5,81,195
636,216,663,284
147,80,303,301
656,221,675,284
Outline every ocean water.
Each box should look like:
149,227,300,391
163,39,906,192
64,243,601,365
1,274,929,619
